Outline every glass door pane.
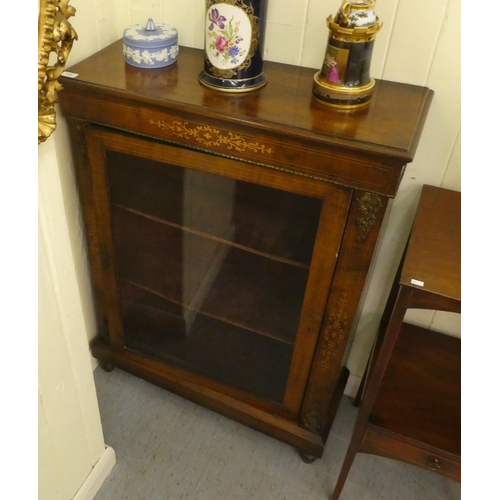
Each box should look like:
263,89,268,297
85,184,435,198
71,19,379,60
106,151,323,403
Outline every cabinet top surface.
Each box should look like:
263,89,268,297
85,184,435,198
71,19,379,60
61,41,433,160
401,185,461,301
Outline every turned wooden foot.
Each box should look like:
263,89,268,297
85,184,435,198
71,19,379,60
299,450,318,464
101,363,115,373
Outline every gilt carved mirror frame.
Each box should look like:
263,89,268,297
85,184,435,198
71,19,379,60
38,0,77,144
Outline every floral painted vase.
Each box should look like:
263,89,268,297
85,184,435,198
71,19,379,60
312,0,382,109
199,0,268,92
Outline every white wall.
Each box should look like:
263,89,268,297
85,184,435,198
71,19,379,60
38,128,116,500
337,0,461,393
39,6,460,496
37,0,124,498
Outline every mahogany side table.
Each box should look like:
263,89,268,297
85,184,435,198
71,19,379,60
331,184,461,498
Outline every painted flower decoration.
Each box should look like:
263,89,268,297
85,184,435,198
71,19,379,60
207,7,248,67
215,35,229,53
208,8,226,31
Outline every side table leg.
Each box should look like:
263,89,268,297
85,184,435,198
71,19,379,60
331,440,359,500
332,286,414,499
353,367,367,407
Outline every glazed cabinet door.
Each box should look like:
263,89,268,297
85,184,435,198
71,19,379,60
85,126,351,419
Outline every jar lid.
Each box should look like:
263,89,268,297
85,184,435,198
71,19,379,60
123,18,178,49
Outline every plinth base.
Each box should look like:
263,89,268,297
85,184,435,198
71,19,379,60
312,72,375,110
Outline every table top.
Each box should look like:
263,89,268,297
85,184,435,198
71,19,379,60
401,185,461,301
61,40,433,162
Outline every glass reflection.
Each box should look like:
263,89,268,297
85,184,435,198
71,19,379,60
106,151,322,402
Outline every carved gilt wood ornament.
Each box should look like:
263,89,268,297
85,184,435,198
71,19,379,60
38,0,77,144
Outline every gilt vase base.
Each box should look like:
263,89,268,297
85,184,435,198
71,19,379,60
198,71,268,93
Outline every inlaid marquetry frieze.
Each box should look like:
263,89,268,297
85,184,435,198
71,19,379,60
355,192,383,242
301,402,322,433
149,119,274,155
319,290,349,373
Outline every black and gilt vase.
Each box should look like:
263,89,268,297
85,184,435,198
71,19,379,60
199,0,268,92
313,0,382,109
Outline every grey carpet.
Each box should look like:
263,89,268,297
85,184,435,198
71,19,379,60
93,367,460,500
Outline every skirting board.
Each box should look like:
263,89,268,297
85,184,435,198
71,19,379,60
344,372,362,398
72,446,116,500
90,352,99,371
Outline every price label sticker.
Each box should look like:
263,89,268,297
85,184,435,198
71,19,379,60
61,71,79,78
410,279,424,287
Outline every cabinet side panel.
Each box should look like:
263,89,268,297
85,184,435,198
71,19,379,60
300,190,389,438
283,185,352,415
84,126,126,349
66,119,111,344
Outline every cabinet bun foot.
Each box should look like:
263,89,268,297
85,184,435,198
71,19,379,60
299,450,318,464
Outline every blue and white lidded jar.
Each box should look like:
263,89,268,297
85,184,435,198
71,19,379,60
123,19,179,69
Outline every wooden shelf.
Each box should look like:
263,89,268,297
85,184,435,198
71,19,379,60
121,279,294,403
113,204,311,269
107,151,321,267
370,322,460,456
119,278,296,345
112,206,309,345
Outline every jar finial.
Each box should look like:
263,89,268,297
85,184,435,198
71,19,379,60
146,18,156,31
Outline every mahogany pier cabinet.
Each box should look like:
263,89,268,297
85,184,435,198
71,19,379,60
59,41,433,460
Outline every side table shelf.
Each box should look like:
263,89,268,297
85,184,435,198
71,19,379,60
331,184,461,498
369,322,460,477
